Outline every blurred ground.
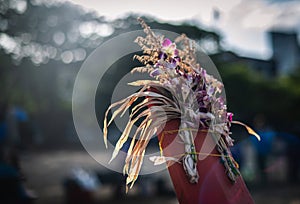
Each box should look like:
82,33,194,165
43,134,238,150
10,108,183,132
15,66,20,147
21,149,175,204
21,150,300,204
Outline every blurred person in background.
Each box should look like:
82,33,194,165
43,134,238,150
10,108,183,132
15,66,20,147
0,101,37,202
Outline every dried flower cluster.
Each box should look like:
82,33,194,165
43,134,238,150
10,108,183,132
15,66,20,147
103,18,260,191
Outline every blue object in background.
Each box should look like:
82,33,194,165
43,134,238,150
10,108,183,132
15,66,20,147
13,107,28,122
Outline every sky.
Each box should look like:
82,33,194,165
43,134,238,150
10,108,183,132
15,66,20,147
67,0,300,60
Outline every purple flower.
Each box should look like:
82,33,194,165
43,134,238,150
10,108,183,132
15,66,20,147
174,55,181,62
161,38,178,58
162,38,172,47
227,112,233,122
207,86,215,96
174,49,179,56
198,90,207,97
165,62,177,69
158,52,167,60
156,38,182,70
155,57,177,69
201,69,207,78
150,69,161,77
186,74,193,82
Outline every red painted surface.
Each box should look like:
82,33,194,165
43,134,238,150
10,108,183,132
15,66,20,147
158,119,254,204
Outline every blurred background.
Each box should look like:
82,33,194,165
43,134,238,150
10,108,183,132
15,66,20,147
0,0,300,203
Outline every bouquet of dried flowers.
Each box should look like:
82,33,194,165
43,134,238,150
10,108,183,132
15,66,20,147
103,18,260,192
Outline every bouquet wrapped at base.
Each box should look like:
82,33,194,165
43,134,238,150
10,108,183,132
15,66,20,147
158,119,254,204
103,18,260,204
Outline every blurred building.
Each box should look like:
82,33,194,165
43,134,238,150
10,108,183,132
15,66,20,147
270,31,300,75
212,30,300,76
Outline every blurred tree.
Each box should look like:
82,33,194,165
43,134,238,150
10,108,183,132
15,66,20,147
0,0,222,146
218,62,300,136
